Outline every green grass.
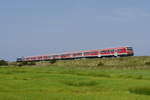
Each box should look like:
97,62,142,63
53,56,150,69
1,56,150,100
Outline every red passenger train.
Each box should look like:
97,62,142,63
17,47,134,62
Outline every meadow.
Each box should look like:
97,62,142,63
1,56,150,100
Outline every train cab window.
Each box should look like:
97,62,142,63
127,47,133,50
117,49,125,52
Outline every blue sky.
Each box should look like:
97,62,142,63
0,0,150,61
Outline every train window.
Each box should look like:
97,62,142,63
117,49,124,52
61,54,70,57
84,52,90,55
100,51,106,53
73,53,82,56
117,49,121,52
101,50,110,53
53,55,59,58
110,49,114,53
127,47,133,50
84,51,97,55
105,50,109,53
108,50,111,53
17,58,22,61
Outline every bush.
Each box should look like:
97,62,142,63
0,60,8,66
145,61,150,66
49,59,57,64
8,62,18,66
17,63,23,67
97,62,104,66
27,62,36,65
17,61,36,66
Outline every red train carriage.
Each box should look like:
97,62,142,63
17,46,134,62
72,52,83,58
100,47,134,57
52,55,61,60
61,54,73,59
83,50,99,58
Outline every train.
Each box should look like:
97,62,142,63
17,46,134,62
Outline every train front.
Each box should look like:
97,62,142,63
126,47,134,56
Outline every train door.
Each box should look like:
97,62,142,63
114,49,118,57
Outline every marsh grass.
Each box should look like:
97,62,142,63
0,57,150,100
0,66,150,100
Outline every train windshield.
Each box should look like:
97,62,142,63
127,47,133,50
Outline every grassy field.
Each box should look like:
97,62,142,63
1,56,150,100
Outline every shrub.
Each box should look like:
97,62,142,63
0,60,8,66
17,63,23,67
136,75,143,80
27,62,36,65
22,61,28,65
145,61,150,66
49,59,57,64
97,62,104,66
17,61,36,66
8,62,18,66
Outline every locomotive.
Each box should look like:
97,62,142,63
17,46,134,62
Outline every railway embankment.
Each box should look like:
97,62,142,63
8,56,150,69
49,56,150,69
